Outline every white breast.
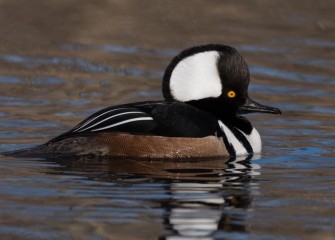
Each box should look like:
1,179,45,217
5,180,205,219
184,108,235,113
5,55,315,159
241,128,262,154
218,120,262,156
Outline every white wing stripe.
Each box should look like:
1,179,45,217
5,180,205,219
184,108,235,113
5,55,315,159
91,117,153,132
78,111,145,132
75,108,127,131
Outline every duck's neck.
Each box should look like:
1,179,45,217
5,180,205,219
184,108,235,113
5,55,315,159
186,99,261,156
220,115,253,135
186,98,253,134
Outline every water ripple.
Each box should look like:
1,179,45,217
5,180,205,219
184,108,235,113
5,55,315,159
61,43,179,57
0,119,59,128
249,65,334,84
298,38,335,48
237,44,295,54
250,83,333,97
0,96,49,107
0,76,22,84
0,54,162,79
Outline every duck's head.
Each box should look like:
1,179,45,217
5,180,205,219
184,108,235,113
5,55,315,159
162,44,281,119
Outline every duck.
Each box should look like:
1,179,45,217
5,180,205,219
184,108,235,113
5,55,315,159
7,44,281,159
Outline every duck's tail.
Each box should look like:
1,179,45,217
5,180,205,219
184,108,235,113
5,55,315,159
1,144,76,159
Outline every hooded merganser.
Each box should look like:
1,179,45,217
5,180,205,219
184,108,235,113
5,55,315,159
8,44,281,158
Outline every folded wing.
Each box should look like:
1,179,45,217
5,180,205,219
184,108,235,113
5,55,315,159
71,106,157,133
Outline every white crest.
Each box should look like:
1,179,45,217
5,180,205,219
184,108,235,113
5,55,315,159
169,51,222,102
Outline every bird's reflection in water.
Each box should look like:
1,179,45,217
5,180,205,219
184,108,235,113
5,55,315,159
45,154,260,239
159,156,259,240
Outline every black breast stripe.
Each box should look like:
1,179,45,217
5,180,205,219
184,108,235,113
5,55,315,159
225,123,253,155
222,134,236,156
215,125,236,156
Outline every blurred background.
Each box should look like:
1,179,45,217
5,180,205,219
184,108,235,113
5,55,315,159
0,1,334,239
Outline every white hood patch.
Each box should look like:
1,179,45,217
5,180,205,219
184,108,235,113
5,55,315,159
169,51,222,102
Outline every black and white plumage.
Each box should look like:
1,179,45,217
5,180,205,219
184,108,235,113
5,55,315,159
51,101,218,140
6,44,281,158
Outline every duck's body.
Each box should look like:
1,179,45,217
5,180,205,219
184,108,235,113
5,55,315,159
6,44,280,159
32,101,261,158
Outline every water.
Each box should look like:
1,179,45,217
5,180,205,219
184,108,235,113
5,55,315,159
0,1,334,239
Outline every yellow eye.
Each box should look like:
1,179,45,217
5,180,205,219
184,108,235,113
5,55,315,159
227,91,236,98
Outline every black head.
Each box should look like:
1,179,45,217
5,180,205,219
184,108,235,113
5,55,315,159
162,44,281,118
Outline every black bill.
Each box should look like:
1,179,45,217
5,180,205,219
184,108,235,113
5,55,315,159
239,97,281,115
